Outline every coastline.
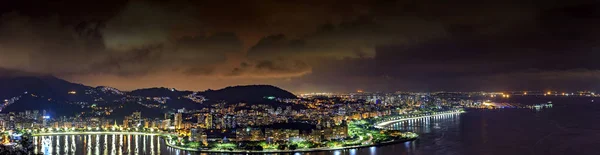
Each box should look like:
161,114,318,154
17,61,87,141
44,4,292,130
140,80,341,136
32,131,174,136
161,110,469,153
30,131,416,153
29,110,468,153
163,137,418,153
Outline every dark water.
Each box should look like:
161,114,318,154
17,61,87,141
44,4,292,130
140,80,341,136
35,97,600,155
33,134,178,155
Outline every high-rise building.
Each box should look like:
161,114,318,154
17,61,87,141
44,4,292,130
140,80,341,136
32,110,39,120
197,115,204,128
8,112,15,121
174,113,182,129
123,116,130,128
164,113,170,120
42,110,47,127
162,119,171,130
144,119,149,129
132,111,142,125
205,114,213,129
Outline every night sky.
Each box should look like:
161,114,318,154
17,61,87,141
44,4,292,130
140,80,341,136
0,0,599,93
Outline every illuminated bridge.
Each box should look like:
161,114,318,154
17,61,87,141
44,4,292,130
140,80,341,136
374,110,465,129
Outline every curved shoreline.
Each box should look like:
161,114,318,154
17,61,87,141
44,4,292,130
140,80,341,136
30,131,416,153
32,131,174,136
161,111,466,153
30,111,465,153
163,137,418,153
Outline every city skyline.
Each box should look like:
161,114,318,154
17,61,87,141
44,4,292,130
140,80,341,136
0,1,597,154
0,0,599,92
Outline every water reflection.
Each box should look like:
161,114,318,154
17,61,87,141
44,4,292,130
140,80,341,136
348,149,356,155
33,113,461,155
123,135,127,155
71,135,76,155
103,134,107,155
134,135,139,155
387,112,461,134
33,134,171,155
93,135,98,155
110,135,114,155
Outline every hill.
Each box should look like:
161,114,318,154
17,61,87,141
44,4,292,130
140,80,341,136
128,87,193,98
0,94,86,116
201,85,297,104
0,72,301,116
0,75,92,101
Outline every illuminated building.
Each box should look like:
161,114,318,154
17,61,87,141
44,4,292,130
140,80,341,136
251,129,265,141
132,111,142,125
197,115,203,128
190,128,200,141
205,114,213,129
144,119,149,128
174,113,182,129
236,128,252,141
42,110,47,127
200,134,208,146
123,116,130,128
161,119,171,130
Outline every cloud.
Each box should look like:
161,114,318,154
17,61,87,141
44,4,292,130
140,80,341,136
0,12,106,74
226,59,312,78
0,7,240,79
247,17,445,60
244,16,446,78
101,1,202,51
1,0,600,92
82,32,244,77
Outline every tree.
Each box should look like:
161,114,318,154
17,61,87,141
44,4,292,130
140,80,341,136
182,136,190,144
277,144,286,150
288,144,298,150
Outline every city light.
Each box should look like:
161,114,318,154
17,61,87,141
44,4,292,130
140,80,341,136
0,2,593,155
1,86,573,154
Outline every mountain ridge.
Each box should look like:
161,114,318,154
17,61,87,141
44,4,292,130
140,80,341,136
0,73,299,117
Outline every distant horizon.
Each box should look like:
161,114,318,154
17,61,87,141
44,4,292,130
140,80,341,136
2,72,598,95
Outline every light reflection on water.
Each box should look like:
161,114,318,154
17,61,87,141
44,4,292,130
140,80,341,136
33,134,168,155
31,113,461,155
35,103,600,155
387,112,461,134
348,149,356,155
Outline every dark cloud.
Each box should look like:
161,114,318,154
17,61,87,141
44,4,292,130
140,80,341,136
279,1,600,92
224,59,312,78
0,0,599,92
245,16,445,78
0,12,105,74
88,45,164,77
0,7,239,79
